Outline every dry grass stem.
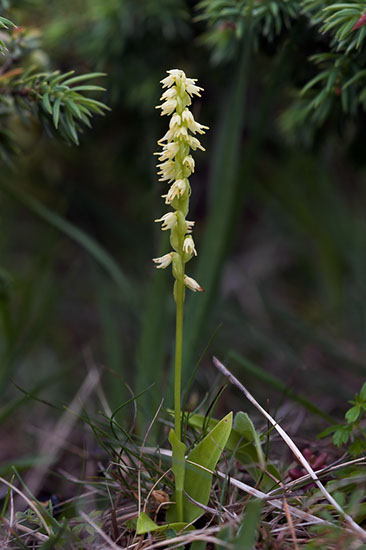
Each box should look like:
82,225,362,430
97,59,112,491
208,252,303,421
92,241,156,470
0,476,51,535
212,356,366,542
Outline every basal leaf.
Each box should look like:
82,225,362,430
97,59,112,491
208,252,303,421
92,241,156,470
134,512,194,535
183,412,232,523
233,412,265,469
136,513,157,534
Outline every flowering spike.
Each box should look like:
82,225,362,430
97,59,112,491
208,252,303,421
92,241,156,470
153,68,208,295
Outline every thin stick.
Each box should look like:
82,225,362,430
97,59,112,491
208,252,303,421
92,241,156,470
268,456,366,496
212,356,366,541
283,495,299,550
1,517,48,543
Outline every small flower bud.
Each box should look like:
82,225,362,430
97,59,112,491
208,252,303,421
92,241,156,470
184,274,204,292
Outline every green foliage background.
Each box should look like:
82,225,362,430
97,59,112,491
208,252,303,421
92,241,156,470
1,0,366,428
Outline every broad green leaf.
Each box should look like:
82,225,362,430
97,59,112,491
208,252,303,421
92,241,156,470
345,405,361,423
180,409,279,489
136,513,158,534
145,522,194,535
333,427,350,447
131,512,194,535
183,412,232,523
181,412,259,465
233,412,265,469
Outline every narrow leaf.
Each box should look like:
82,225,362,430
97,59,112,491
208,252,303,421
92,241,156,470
62,72,106,86
41,92,52,115
52,97,62,128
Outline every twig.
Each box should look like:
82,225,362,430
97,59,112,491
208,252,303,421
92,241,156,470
212,356,366,541
1,516,48,542
283,495,299,550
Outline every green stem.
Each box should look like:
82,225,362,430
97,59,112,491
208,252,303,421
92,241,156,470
174,276,185,522
174,278,185,442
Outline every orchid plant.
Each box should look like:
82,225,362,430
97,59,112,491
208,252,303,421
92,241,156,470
153,69,207,451
129,70,234,534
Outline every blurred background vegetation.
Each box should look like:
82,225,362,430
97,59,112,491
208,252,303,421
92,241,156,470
1,0,366,440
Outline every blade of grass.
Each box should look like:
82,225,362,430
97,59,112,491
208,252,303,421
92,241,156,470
0,180,133,304
135,235,170,431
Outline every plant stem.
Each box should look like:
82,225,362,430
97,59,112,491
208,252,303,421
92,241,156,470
174,278,185,443
174,276,185,523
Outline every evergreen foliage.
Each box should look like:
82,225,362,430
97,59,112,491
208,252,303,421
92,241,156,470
197,0,366,137
0,8,108,161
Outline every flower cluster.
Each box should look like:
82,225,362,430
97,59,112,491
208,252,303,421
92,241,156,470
153,69,207,297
